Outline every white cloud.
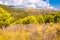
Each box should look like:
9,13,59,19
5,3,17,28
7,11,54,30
0,0,57,10
27,4,36,8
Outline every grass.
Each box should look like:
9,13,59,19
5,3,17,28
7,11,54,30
0,23,60,40
0,4,60,40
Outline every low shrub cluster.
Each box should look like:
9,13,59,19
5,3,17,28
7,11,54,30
12,12,60,25
12,16,44,25
0,7,60,27
0,8,14,28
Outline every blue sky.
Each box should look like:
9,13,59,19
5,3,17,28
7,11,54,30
49,0,60,10
0,0,60,10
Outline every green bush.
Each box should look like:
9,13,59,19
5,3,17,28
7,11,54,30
36,15,44,23
13,16,38,25
11,12,60,25
44,14,54,23
0,8,14,27
54,12,60,23
12,19,23,25
22,16,38,24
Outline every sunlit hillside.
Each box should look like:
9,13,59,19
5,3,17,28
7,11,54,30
0,4,60,19
0,4,60,40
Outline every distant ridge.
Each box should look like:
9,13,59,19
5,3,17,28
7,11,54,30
0,4,60,19
0,4,59,13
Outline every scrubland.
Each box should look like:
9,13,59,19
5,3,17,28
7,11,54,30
0,5,60,40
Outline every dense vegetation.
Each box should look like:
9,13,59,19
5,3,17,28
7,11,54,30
0,5,60,40
12,12,60,25
0,6,60,26
0,4,59,19
0,7,14,27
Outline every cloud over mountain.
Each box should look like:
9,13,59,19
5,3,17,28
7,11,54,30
0,0,57,10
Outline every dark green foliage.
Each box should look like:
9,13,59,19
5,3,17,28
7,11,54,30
54,12,60,23
44,14,54,23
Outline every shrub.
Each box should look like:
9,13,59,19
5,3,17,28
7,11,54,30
36,15,44,23
22,16,38,24
54,12,60,23
12,19,23,25
13,16,38,25
44,14,54,23
0,8,14,27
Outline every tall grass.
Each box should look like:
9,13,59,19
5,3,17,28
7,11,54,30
0,23,60,40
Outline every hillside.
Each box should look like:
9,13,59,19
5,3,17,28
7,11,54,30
0,4,59,12
0,4,60,40
0,4,24,13
0,4,60,19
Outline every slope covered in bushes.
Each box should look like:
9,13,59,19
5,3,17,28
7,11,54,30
0,4,60,40
0,7,14,27
12,12,60,25
0,4,60,20
0,6,60,27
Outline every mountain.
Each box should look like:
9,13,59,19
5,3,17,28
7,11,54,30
0,0,57,10
0,4,24,13
0,4,60,20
